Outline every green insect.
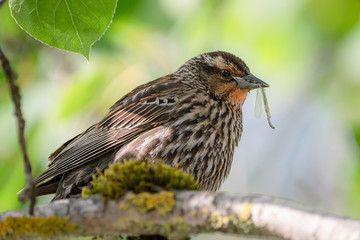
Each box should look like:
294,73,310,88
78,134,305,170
255,87,275,129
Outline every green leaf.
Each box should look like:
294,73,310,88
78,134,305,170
9,0,117,59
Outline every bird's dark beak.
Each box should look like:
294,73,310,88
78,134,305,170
233,74,269,90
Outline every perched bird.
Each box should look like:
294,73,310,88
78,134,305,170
23,51,269,201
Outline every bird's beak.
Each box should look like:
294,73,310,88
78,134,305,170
233,74,269,90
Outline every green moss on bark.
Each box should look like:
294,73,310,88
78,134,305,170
119,191,175,215
81,159,199,239
0,216,76,239
82,159,199,201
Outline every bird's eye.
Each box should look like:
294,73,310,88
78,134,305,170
220,69,231,78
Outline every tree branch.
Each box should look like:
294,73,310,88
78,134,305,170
1,191,359,239
0,48,36,215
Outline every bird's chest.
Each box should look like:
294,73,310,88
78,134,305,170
161,99,243,190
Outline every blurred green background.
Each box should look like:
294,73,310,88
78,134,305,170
1,0,360,224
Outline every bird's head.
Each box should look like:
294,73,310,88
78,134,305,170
177,51,269,107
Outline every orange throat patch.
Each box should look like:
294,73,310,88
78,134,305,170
228,88,249,107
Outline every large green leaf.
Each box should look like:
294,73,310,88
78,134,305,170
9,0,117,59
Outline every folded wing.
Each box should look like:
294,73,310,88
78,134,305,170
33,78,191,188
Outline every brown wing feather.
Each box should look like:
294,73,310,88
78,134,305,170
33,77,191,187
48,134,81,161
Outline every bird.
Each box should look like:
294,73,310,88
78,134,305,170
21,51,269,201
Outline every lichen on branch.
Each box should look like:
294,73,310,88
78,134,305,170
82,159,199,201
1,192,360,240
0,216,76,239
82,159,199,239
120,191,176,216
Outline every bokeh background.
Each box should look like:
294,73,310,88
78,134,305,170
1,0,360,236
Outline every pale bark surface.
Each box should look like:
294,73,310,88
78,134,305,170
1,191,360,240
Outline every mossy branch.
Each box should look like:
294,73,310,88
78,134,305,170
1,192,360,240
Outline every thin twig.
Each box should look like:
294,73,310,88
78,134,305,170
0,48,36,215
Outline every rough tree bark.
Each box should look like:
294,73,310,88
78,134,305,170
1,191,359,240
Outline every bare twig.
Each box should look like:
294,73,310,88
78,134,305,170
1,191,359,240
0,48,36,215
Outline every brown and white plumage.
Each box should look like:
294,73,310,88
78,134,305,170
22,51,269,201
